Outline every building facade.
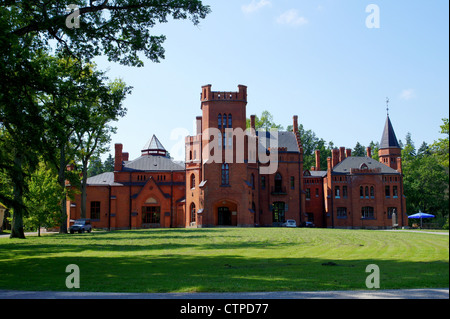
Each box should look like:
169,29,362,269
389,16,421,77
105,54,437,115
67,84,407,230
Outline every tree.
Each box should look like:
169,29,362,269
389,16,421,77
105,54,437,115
76,79,129,219
353,142,365,157
368,140,379,161
103,154,115,172
24,162,62,236
431,118,449,168
247,110,284,131
87,156,104,177
1,0,210,238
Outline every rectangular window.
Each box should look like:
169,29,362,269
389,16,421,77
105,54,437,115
343,186,348,198
221,164,230,186
361,206,375,219
90,201,101,220
385,185,390,198
315,188,319,197
306,188,311,200
335,186,340,198
290,176,295,190
393,186,398,198
337,207,347,218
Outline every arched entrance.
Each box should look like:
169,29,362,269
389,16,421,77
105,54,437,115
215,200,238,226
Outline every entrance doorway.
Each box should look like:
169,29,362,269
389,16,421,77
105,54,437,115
272,202,286,226
218,207,232,226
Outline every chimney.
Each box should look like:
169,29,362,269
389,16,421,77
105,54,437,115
327,157,332,173
250,115,256,131
397,157,402,173
122,152,129,162
366,147,372,158
315,150,321,171
332,148,339,168
346,148,352,158
293,115,299,133
196,116,202,135
339,147,346,163
114,143,123,171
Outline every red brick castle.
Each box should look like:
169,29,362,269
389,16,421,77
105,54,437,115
67,85,407,230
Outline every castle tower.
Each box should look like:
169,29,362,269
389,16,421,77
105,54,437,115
378,115,402,171
186,84,254,227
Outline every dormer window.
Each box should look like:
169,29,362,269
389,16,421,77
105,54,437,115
360,163,369,170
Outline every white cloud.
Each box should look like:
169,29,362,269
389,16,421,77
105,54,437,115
242,0,271,14
276,9,308,26
399,89,416,100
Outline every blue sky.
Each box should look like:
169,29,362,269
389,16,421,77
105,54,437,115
94,0,449,161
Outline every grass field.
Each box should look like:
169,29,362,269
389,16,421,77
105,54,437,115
0,228,448,293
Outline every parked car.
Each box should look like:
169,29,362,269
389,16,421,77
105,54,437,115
70,219,92,234
305,221,315,228
282,219,297,228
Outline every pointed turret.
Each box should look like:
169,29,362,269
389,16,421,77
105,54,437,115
380,116,400,149
378,115,401,171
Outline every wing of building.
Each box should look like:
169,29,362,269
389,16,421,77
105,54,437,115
67,85,407,230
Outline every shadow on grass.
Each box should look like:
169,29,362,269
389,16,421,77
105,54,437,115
1,253,448,293
1,229,448,293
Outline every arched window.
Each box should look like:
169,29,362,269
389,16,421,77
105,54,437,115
218,114,222,129
190,203,196,223
360,186,364,198
223,113,228,128
228,114,232,128
370,186,375,198
221,163,229,185
190,174,195,189
365,186,369,198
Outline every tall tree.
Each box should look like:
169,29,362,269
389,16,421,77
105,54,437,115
1,0,210,238
76,79,129,219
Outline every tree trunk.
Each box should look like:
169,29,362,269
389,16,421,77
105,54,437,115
10,152,26,239
58,146,68,234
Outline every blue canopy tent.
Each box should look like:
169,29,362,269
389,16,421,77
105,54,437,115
408,211,435,228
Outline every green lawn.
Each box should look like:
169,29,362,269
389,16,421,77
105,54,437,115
0,228,448,293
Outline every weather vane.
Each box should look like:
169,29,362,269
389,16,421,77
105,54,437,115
386,97,390,116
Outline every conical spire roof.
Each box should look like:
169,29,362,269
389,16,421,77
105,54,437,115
141,135,167,156
380,116,400,149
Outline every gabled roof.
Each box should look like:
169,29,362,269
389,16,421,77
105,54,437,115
333,156,400,174
380,116,400,149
